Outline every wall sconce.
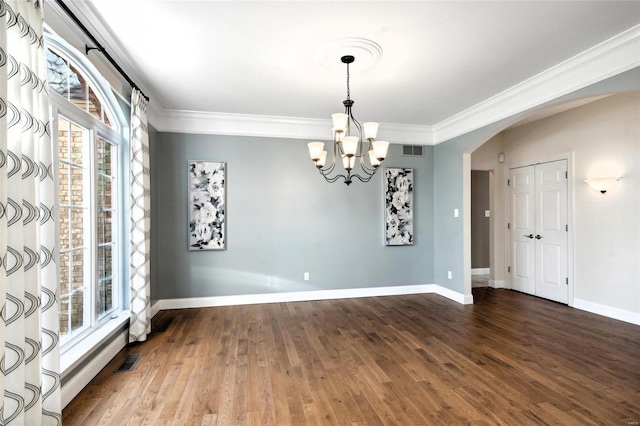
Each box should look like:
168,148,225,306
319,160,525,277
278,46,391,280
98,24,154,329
498,152,505,163
584,177,620,194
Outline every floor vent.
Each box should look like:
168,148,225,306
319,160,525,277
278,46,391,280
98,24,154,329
116,354,141,372
402,145,424,157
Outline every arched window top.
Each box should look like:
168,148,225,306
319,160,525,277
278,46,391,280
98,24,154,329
44,27,127,134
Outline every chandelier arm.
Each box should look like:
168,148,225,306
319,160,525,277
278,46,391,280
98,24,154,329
349,173,374,184
317,136,339,174
353,117,371,161
348,111,363,137
349,113,362,132
318,164,336,176
318,153,337,175
357,140,377,174
358,155,377,175
347,111,370,160
336,136,346,158
321,172,348,184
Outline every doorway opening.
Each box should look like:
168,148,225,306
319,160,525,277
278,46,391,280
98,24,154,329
471,170,491,288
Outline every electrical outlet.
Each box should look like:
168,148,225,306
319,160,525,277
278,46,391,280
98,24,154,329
304,272,310,281
454,209,459,218
447,271,452,279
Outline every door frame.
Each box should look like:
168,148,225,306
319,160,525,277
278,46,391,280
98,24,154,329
503,152,575,307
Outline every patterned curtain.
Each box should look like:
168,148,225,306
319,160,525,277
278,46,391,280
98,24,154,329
129,88,151,343
0,0,62,424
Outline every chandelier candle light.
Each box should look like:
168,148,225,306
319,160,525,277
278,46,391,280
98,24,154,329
308,55,389,185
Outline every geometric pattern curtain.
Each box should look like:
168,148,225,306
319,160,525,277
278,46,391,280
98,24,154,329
0,0,62,424
129,88,151,343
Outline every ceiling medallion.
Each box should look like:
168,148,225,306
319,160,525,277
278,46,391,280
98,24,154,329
315,37,383,72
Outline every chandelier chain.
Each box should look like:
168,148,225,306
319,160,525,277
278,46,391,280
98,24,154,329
346,61,351,100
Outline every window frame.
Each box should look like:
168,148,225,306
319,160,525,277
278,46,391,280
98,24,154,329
56,115,93,343
45,28,130,354
51,92,126,350
95,135,120,319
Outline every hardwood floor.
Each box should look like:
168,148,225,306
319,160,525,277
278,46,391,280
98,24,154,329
63,288,640,425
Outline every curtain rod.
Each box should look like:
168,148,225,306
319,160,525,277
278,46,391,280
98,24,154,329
53,0,150,102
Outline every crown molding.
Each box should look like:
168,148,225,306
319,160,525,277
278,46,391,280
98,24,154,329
376,122,435,145
149,106,330,140
148,24,639,145
52,0,638,146
432,24,640,144
147,103,434,145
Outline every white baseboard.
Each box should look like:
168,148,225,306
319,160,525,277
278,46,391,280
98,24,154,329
151,299,162,319
61,328,128,408
471,268,490,275
573,298,640,326
153,284,473,312
489,280,505,289
433,286,474,305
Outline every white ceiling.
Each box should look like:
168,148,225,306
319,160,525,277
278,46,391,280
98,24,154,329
63,1,639,131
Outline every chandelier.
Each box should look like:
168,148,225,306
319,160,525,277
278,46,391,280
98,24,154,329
307,55,389,185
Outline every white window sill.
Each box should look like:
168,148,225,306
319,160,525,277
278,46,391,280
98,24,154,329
60,311,129,379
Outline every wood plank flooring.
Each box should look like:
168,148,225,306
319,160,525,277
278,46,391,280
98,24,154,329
63,288,640,425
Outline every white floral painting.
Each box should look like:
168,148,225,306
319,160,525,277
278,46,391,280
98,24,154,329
189,161,226,250
384,168,414,246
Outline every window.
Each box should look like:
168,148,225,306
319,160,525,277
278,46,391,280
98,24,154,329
96,136,117,316
46,49,113,127
57,118,90,338
45,33,127,349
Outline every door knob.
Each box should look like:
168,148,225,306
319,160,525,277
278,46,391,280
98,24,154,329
523,234,534,239
535,234,543,239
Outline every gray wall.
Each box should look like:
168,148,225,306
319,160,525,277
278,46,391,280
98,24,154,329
150,69,639,302
149,125,160,301
434,127,502,294
152,133,435,299
471,170,490,269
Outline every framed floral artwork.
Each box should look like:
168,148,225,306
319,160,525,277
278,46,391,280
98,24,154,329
188,161,226,250
384,168,414,246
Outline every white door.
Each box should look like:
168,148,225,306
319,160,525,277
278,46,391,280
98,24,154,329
509,160,568,303
534,161,568,303
509,166,536,295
